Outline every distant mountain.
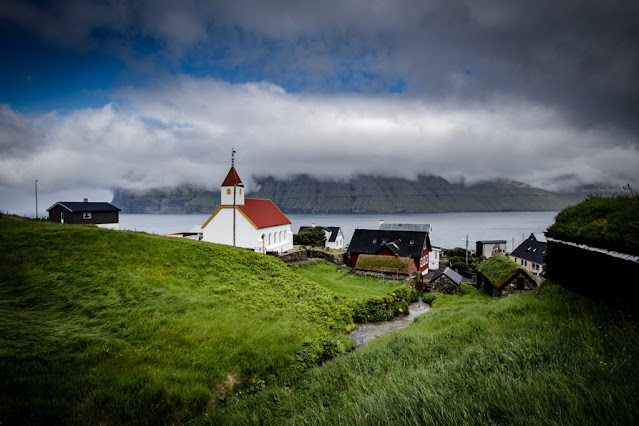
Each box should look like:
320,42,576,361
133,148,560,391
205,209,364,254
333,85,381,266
111,175,585,214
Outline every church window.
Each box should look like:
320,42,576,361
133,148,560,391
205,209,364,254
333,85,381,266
239,189,242,195
227,188,231,194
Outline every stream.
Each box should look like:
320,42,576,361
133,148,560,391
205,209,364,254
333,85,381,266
349,298,431,348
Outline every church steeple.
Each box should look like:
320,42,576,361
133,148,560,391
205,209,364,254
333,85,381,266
221,149,245,205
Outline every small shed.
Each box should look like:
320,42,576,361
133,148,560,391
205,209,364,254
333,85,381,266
429,267,463,294
477,255,537,297
47,200,120,229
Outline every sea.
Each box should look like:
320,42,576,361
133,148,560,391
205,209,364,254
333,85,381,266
119,211,559,252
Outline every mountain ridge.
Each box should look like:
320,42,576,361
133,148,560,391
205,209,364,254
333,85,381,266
111,174,585,214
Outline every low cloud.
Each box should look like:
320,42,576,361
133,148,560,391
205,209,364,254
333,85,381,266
1,76,637,212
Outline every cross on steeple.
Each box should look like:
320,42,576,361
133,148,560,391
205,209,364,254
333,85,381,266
231,148,236,167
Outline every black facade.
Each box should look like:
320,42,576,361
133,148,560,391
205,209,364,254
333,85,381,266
544,238,639,314
47,202,120,225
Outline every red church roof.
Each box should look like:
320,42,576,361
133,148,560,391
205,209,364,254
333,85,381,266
239,198,291,229
221,167,244,187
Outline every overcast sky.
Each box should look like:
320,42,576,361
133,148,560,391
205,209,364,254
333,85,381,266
1,0,638,214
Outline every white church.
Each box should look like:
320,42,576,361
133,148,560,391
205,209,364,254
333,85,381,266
201,163,293,253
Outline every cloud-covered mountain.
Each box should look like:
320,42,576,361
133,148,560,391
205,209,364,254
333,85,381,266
111,174,584,214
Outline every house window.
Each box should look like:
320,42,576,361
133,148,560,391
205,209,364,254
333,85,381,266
227,188,231,194
372,239,377,244
409,240,414,246
523,260,528,267
239,189,242,195
83,212,92,220
60,212,64,223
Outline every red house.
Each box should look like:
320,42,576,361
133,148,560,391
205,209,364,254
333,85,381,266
347,229,431,278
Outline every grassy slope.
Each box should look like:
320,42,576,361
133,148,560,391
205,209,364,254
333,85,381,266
546,193,639,255
0,216,358,424
210,284,639,425
290,261,404,300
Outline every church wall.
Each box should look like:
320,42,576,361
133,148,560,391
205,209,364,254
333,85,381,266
202,207,292,253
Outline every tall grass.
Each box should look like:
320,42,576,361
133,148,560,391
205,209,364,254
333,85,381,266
0,216,357,424
208,284,639,424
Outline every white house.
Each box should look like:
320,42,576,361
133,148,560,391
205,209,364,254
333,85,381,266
201,166,293,253
298,225,345,250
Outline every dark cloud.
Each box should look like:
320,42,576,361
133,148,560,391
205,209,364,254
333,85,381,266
1,0,638,212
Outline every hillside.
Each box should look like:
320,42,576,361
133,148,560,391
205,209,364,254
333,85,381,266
0,215,357,424
546,192,639,255
111,174,583,213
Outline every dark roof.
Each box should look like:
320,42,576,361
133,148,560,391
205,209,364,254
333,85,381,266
510,234,546,264
348,229,430,258
430,267,463,285
477,240,507,244
379,223,431,232
47,202,120,212
299,226,342,242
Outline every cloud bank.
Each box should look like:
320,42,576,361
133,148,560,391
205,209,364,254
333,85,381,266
1,77,636,202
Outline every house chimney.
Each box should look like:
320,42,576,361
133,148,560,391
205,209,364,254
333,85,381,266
84,198,88,202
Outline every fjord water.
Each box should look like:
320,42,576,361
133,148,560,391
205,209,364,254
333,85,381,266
119,211,558,251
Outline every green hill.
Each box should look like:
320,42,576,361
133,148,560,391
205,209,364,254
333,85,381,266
112,175,583,213
0,215,359,424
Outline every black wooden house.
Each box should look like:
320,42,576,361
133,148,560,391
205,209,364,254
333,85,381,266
47,200,120,228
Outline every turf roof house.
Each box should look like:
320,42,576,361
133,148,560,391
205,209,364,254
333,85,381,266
477,254,537,297
510,233,546,276
201,166,293,253
298,226,345,250
47,199,120,229
348,228,431,279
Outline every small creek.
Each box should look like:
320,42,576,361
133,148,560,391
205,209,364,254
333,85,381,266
349,298,431,348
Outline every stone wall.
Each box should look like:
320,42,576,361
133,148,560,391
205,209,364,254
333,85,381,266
274,248,348,265
497,271,537,297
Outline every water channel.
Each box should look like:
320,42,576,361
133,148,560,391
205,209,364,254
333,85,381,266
349,298,431,348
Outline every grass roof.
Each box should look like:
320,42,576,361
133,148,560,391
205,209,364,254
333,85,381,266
477,255,525,287
546,193,639,255
354,254,415,276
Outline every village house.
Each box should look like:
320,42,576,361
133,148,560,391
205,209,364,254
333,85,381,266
347,228,431,279
46,199,120,229
379,222,440,270
475,239,508,258
429,267,463,294
510,233,546,276
477,254,537,297
298,225,345,250
201,165,293,253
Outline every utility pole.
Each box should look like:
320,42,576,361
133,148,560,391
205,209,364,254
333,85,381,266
465,234,469,265
232,148,236,252
35,180,38,220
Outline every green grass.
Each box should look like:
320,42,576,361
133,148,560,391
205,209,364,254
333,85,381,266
477,254,532,286
290,260,405,300
546,192,639,255
0,215,357,424
208,284,639,425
